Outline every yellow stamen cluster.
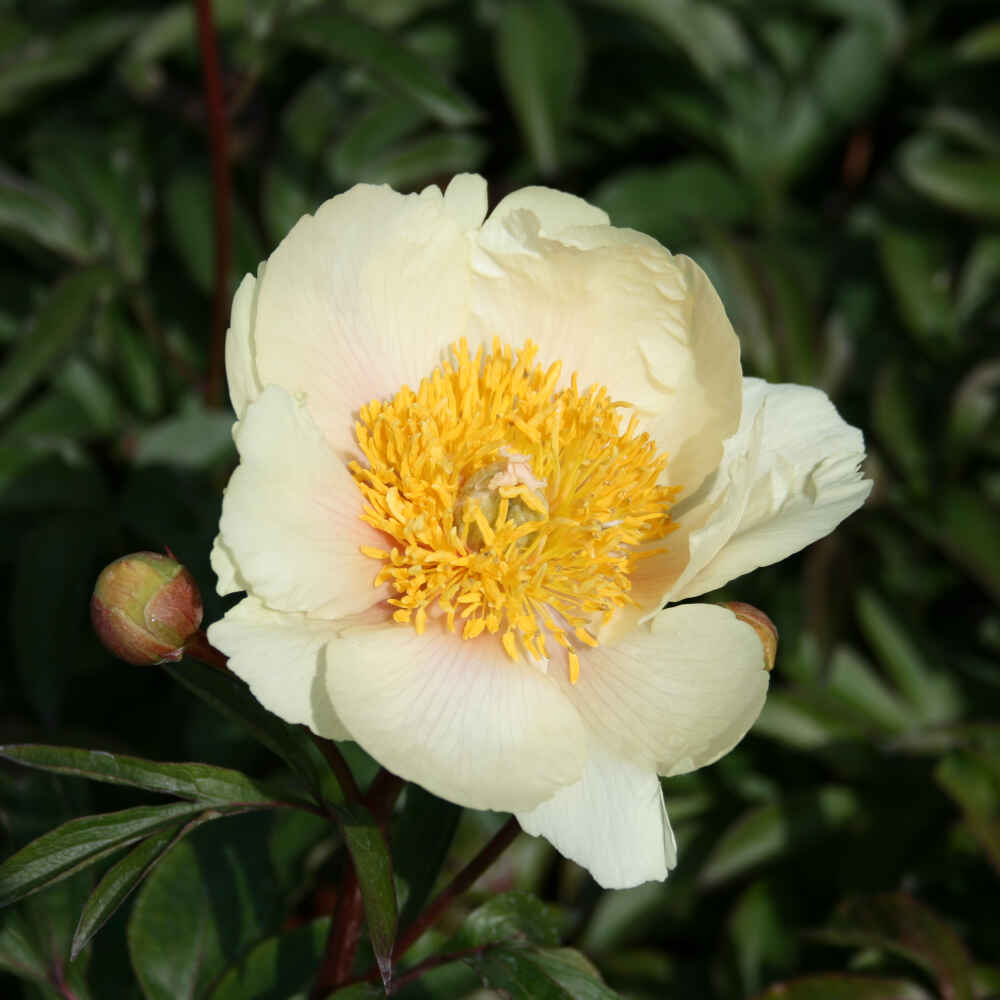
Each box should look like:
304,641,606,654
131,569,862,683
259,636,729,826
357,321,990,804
349,339,679,682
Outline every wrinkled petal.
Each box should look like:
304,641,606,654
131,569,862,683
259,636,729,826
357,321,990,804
225,267,263,420
484,185,609,239
471,220,741,499
250,184,476,459
325,621,586,813
667,377,872,602
218,385,387,618
565,604,769,777
210,534,245,596
517,741,676,889
208,597,351,741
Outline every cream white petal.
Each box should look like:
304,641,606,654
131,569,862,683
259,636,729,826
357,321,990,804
517,741,676,889
325,621,587,813
250,184,476,460
208,597,351,741
225,268,263,420
439,173,488,230
218,385,387,618
485,185,609,239
668,377,872,603
470,223,741,500
210,534,245,596
565,604,769,777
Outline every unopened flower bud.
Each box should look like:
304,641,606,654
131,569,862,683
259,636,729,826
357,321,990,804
91,552,203,665
721,601,778,671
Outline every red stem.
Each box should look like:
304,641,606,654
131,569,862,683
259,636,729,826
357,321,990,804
194,0,232,408
182,629,230,671
393,817,521,960
312,866,364,998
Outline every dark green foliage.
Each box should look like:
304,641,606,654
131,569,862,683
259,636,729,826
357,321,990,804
1,0,999,997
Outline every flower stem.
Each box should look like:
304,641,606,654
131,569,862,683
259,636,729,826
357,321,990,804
312,865,363,998
182,629,230,671
193,0,232,408
393,816,521,960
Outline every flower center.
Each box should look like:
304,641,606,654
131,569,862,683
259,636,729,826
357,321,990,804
349,339,679,683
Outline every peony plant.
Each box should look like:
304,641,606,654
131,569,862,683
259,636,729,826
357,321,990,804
207,174,871,889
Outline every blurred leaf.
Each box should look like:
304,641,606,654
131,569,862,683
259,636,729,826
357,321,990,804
753,690,864,750
820,893,975,1000
0,802,206,907
948,360,1000,459
0,744,290,808
956,19,1000,63
956,235,1000,325
935,751,1000,874
900,136,1000,221
391,786,461,928
71,819,201,960
591,158,750,246
56,357,120,435
341,132,488,190
328,96,427,185
855,589,962,724
824,646,915,735
729,879,796,996
105,308,164,419
281,70,349,161
0,166,96,261
597,0,750,82
164,172,261,294
470,945,618,999
338,804,397,989
285,10,480,127
497,0,584,175
754,974,931,999
872,363,930,491
127,817,283,1000
700,787,859,887
0,268,111,422
877,226,955,350
814,22,892,125
449,892,562,950
209,917,330,1000
164,660,345,807
0,13,140,115
132,404,236,469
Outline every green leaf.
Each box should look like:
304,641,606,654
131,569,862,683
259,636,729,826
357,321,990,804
824,646,915,735
392,787,460,928
328,96,427,185
71,819,203,959
0,13,141,115
754,974,931,1000
470,945,618,999
700,787,859,887
496,0,584,175
449,892,562,951
820,893,975,1000
127,817,283,1000
164,660,345,807
872,362,931,491
956,19,1000,63
285,10,480,127
0,744,289,808
935,751,1000,874
813,23,891,125
855,590,962,724
132,404,236,469
0,166,96,261
338,805,397,990
0,268,111,422
0,802,206,907
591,159,750,247
209,917,330,1000
900,136,1000,221
334,132,487,191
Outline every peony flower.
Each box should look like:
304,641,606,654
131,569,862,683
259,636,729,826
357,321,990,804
208,175,870,889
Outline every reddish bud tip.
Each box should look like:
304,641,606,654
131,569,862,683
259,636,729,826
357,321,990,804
720,601,778,671
91,552,203,665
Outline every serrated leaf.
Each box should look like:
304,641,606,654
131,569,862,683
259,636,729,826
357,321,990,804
496,0,584,175
0,268,111,422
448,892,562,951
285,10,480,127
210,917,330,999
71,818,203,959
0,744,286,807
0,802,206,907
820,893,974,1000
